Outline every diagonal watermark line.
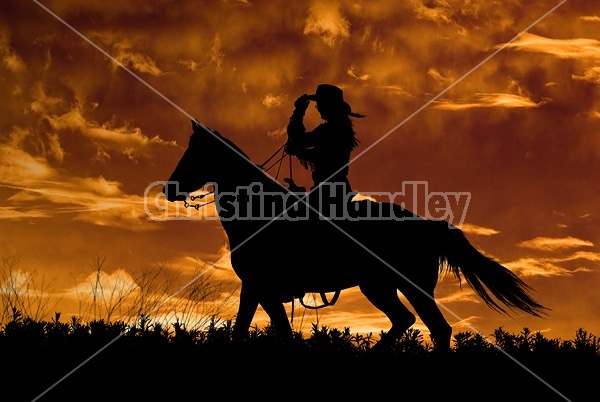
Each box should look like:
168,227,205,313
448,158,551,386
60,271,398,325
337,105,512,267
30,0,570,401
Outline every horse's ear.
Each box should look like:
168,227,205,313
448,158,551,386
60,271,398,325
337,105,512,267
191,119,218,137
191,119,203,134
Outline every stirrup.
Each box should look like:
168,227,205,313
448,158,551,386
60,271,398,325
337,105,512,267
298,291,341,309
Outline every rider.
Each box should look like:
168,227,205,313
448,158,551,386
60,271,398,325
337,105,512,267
284,84,365,218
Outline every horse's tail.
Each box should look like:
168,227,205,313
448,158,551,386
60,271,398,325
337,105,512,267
436,222,549,318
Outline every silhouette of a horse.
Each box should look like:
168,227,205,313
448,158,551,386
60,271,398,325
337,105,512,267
163,121,548,350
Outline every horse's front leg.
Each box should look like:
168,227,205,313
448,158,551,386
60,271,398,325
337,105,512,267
261,300,292,342
232,283,259,341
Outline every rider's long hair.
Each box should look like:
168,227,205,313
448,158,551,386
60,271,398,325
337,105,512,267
297,107,364,172
335,102,364,151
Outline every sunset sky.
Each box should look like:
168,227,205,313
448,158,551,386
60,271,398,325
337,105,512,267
1,0,599,345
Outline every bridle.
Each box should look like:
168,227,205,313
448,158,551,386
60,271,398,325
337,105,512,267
183,142,289,211
183,191,215,210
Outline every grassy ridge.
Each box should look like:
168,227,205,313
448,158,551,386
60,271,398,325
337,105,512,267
2,310,598,402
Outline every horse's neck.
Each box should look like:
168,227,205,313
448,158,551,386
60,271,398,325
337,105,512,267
217,172,278,194
214,168,284,236
214,145,308,238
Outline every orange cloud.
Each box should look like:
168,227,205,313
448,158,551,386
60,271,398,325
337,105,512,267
413,0,452,24
44,107,177,159
505,257,591,278
0,143,56,184
87,31,163,76
28,83,64,114
171,243,234,276
427,67,453,86
114,49,163,77
72,176,122,197
262,94,286,109
209,34,225,71
0,26,25,73
0,138,165,230
518,236,594,251
5,181,157,231
506,259,565,278
501,32,600,60
437,287,480,305
0,267,57,320
64,268,138,301
377,85,414,98
178,59,200,72
460,223,500,236
434,93,542,110
70,192,162,231
347,65,370,81
0,207,50,220
303,1,350,47
563,251,600,263
572,66,600,84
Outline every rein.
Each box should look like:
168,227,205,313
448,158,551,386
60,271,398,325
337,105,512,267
259,143,287,177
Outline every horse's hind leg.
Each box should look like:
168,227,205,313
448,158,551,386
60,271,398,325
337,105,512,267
360,282,416,347
402,286,452,351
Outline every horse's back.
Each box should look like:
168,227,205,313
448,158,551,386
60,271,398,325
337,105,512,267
228,199,441,301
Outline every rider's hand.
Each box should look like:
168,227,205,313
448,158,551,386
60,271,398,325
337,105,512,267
294,94,310,111
284,141,297,156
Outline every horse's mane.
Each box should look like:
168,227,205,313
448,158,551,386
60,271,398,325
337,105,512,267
219,134,249,159
212,131,287,192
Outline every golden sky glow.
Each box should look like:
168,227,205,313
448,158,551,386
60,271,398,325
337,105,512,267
1,0,599,342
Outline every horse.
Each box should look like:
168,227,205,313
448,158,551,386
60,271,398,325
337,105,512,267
162,120,549,350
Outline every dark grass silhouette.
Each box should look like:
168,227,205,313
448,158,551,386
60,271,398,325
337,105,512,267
162,121,549,352
1,313,598,402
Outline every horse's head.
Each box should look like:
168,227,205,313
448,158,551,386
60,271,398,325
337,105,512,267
162,120,253,202
163,121,218,201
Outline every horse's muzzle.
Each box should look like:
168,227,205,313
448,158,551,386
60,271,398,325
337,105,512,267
162,182,188,202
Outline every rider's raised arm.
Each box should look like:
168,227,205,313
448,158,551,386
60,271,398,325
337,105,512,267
286,94,309,143
287,108,306,142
